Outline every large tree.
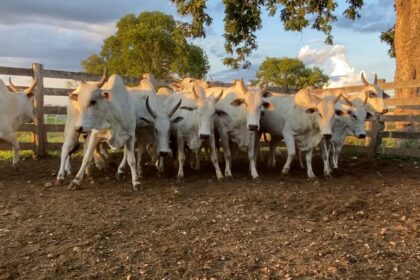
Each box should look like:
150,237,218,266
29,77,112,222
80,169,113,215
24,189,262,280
81,11,209,80
256,57,328,89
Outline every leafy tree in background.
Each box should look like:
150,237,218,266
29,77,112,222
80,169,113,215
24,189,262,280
81,11,209,80
256,57,328,89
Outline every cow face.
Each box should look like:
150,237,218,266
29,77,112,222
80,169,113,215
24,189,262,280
335,100,367,138
72,82,110,133
360,73,388,114
8,77,36,123
142,94,182,156
230,84,273,131
170,77,210,93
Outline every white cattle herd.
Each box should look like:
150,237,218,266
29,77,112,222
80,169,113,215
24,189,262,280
0,70,388,190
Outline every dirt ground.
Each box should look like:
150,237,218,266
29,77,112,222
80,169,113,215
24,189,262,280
0,154,419,280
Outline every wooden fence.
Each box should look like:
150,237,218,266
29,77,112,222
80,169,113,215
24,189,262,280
1,63,420,159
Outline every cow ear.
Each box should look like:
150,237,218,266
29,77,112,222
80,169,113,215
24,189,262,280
69,93,78,101
305,108,318,114
231,98,245,107
139,117,153,124
180,106,196,111
216,109,228,117
101,91,111,100
262,91,272,98
171,116,184,123
262,101,274,111
335,109,345,116
169,83,182,92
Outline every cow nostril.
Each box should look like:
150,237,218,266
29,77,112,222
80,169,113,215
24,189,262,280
76,127,84,133
324,134,332,140
358,134,366,139
382,109,388,114
248,124,258,131
159,151,169,157
199,134,210,140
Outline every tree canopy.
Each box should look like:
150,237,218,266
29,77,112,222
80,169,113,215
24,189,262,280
255,57,329,89
81,11,209,80
172,0,394,69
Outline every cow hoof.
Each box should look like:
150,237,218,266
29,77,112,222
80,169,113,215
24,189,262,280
68,181,80,190
132,182,141,191
251,175,259,180
176,177,184,184
281,169,289,175
115,172,125,181
55,179,64,186
224,175,233,181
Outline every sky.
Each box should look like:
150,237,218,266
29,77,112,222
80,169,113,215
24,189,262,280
0,0,396,95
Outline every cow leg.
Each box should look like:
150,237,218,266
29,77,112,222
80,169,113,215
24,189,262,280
177,135,186,180
305,149,316,178
193,149,201,171
297,149,305,169
209,134,223,180
320,138,331,177
156,155,165,175
268,140,276,169
332,142,343,169
57,139,74,184
136,143,146,179
64,157,72,175
248,132,259,179
125,136,141,191
68,132,100,190
4,133,20,166
219,130,232,177
282,134,296,175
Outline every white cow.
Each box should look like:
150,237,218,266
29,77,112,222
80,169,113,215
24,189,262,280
165,83,224,180
117,79,183,178
56,72,109,185
207,81,273,178
0,77,37,165
261,89,341,178
68,74,140,190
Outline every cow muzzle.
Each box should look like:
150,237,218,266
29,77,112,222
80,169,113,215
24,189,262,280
323,134,332,140
382,109,388,114
357,134,366,139
199,134,210,140
248,124,258,131
159,151,169,157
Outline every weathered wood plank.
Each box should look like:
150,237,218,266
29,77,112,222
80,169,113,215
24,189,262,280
379,79,420,90
44,106,67,115
381,131,420,139
45,124,65,132
0,142,35,151
385,97,420,106
342,145,369,153
378,147,420,158
380,115,420,122
43,69,140,85
17,124,35,132
0,66,33,76
44,87,72,96
45,142,63,150
33,63,45,157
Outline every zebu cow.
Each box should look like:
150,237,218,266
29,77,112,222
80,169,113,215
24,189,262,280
56,72,109,185
165,83,224,180
207,81,273,178
261,89,341,178
67,74,140,190
0,77,37,165
117,79,182,178
329,73,388,168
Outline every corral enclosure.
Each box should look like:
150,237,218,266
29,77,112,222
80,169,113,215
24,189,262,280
0,64,420,279
1,63,420,158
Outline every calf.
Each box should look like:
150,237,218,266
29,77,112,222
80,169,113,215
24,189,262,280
0,77,37,165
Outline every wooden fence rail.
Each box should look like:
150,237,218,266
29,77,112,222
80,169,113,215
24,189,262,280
1,64,420,159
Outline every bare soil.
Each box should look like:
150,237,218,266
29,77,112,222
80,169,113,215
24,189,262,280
0,154,419,279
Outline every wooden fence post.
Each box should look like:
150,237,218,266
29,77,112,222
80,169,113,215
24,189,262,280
32,63,45,157
368,114,385,159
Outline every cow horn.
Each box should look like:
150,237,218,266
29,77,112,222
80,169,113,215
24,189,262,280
341,94,353,107
373,73,378,85
361,73,369,86
192,86,201,100
96,66,108,88
168,98,182,118
145,96,157,119
8,77,20,93
334,93,342,103
24,78,38,95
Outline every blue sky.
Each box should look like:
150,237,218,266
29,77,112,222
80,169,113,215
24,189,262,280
0,0,395,86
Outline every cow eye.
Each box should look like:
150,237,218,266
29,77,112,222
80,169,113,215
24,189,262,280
90,100,96,106
352,114,357,120
369,91,377,98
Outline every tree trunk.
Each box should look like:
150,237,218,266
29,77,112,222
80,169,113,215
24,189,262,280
394,0,420,142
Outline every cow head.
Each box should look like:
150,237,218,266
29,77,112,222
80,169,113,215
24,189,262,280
335,96,368,139
230,83,273,131
296,89,341,139
180,84,223,140
169,77,210,93
71,69,109,133
141,91,182,157
8,77,37,122
359,73,388,114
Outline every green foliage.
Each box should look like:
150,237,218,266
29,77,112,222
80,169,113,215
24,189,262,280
81,11,209,80
256,57,329,89
172,0,364,69
380,25,395,58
